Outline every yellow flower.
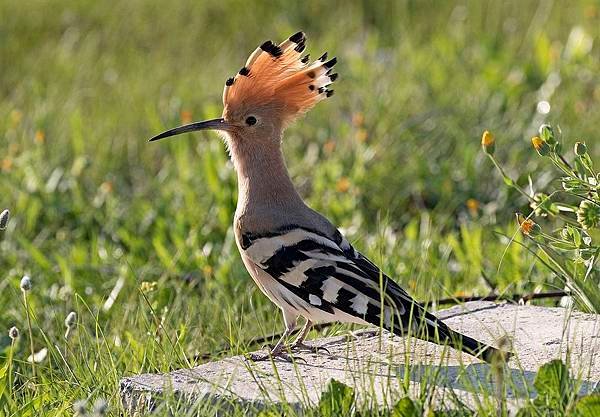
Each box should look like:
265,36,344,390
517,214,540,236
481,130,495,155
323,140,336,154
466,198,479,216
336,177,351,193
520,219,535,235
1,158,13,172
584,5,597,18
100,181,113,194
355,128,368,143
34,130,45,144
352,112,364,127
180,110,193,125
531,136,550,156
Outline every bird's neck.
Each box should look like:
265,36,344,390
229,137,304,216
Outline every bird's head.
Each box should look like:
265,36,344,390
149,31,337,146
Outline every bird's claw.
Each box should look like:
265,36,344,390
245,337,327,362
291,342,330,355
246,348,306,363
246,351,291,362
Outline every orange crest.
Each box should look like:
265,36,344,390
222,32,338,124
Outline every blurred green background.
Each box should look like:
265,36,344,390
0,0,599,413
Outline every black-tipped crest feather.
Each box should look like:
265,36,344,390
289,31,305,43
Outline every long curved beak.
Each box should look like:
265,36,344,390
149,118,229,142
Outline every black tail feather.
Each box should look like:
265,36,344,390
391,307,511,363
366,280,511,363
423,317,511,363
444,330,509,363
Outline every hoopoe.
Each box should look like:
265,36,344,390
150,32,508,363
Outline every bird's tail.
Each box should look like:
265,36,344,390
394,306,510,364
433,325,506,363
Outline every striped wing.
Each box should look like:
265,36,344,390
241,225,436,334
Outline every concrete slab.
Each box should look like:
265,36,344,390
120,302,600,414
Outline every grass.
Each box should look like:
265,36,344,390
1,0,599,415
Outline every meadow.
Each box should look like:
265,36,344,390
1,0,599,415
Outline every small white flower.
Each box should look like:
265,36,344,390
27,347,48,363
65,311,77,328
9,326,19,339
73,399,87,416
20,275,32,292
93,398,108,416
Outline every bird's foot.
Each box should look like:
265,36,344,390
291,342,330,355
246,351,292,362
246,346,306,363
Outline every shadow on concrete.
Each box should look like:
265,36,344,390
295,333,599,399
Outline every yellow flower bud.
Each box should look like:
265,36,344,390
517,214,541,236
531,136,550,156
466,198,479,216
481,130,495,155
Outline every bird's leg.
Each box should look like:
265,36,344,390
291,319,330,355
290,318,312,349
248,312,298,362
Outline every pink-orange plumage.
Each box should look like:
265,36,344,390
223,32,337,126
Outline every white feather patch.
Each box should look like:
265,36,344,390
349,293,369,315
314,75,333,89
321,278,344,303
280,259,321,286
309,294,322,306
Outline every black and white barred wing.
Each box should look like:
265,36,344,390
241,226,440,334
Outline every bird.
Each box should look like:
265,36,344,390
149,31,509,363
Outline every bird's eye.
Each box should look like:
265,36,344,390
245,116,257,126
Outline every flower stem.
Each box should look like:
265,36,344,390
488,155,532,201
8,339,15,397
557,153,573,171
23,292,36,379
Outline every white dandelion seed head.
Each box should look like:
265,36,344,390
9,326,19,339
93,398,108,416
20,275,32,292
65,311,77,328
73,399,87,416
